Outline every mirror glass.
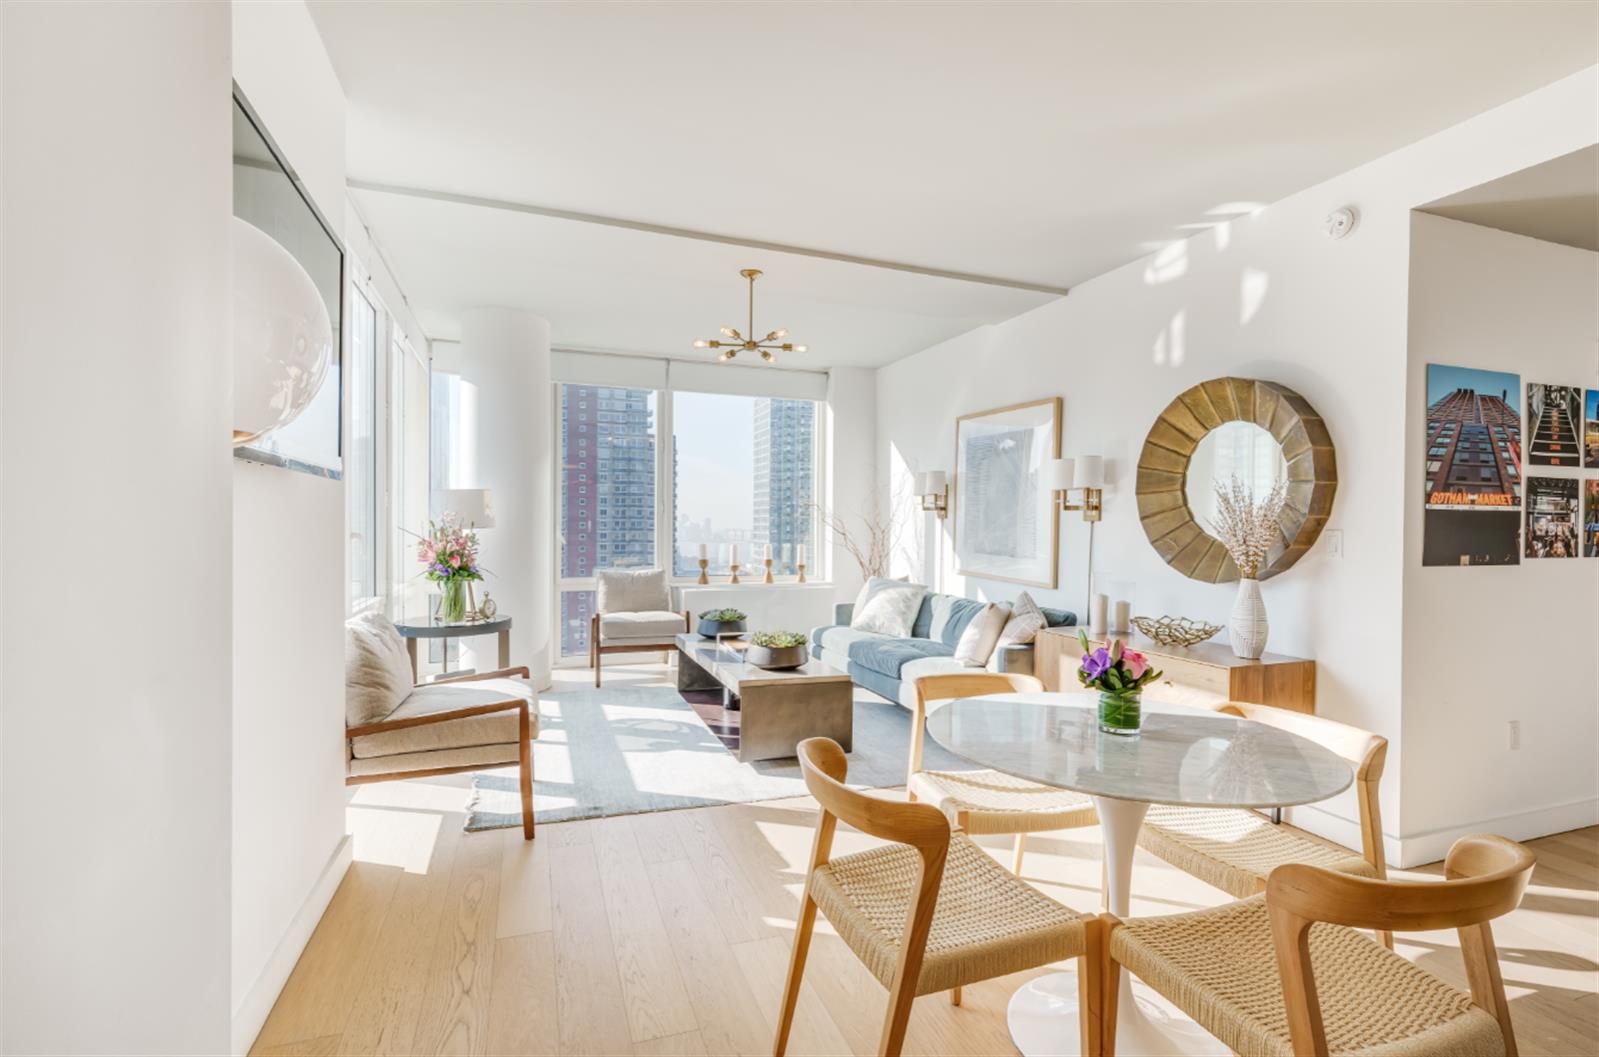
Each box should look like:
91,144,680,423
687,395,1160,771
1184,421,1288,532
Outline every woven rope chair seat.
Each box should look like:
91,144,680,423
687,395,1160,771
908,768,1098,835
1138,805,1375,899
809,831,1085,996
1112,896,1504,1057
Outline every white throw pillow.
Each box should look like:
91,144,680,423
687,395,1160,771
954,602,1011,666
597,567,670,613
345,613,415,727
995,591,1048,651
849,575,911,625
851,579,928,637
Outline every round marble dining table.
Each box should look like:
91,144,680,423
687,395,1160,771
925,691,1354,1057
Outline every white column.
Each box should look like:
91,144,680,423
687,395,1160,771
825,367,878,602
461,309,553,689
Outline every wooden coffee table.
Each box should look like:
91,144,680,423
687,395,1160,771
675,633,854,763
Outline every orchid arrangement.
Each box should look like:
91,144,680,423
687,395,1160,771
417,513,483,584
1076,628,1162,697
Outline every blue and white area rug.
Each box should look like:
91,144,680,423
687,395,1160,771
465,684,971,831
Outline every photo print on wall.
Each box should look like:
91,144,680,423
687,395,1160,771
1525,477,1580,559
1422,364,1521,566
1527,383,1582,467
1585,480,1599,558
1585,389,1598,469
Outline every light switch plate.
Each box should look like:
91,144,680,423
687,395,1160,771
1324,530,1343,558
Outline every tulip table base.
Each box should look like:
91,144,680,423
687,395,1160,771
1006,794,1231,1057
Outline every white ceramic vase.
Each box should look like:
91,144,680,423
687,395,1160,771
1230,578,1268,659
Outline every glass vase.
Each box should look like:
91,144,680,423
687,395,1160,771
1098,689,1142,736
440,579,468,624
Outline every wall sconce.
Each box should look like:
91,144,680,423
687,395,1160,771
1048,456,1106,617
914,471,949,519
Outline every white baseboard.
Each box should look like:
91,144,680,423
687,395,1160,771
231,834,354,1055
1395,796,1599,869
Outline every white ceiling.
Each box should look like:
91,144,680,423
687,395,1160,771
311,1,1597,365
1421,145,1599,252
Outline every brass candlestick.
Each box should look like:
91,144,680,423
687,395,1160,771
763,558,774,584
797,563,807,583
729,563,741,584
697,558,709,585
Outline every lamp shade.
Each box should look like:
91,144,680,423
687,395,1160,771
922,470,948,494
1075,455,1106,488
1046,458,1075,492
232,216,333,447
912,472,928,495
432,488,495,528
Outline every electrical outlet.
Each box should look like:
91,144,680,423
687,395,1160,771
1507,720,1520,750
1324,530,1343,558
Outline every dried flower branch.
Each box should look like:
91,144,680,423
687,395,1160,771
1210,475,1287,579
816,482,908,580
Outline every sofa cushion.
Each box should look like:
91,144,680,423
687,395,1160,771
596,567,670,614
851,579,928,638
812,624,881,654
897,654,977,708
954,602,1011,666
996,591,1048,650
345,613,416,728
936,596,992,648
350,677,535,759
600,610,684,641
348,743,523,779
1041,606,1076,628
848,635,955,679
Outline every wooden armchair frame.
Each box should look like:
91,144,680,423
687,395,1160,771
589,609,691,687
345,665,536,840
1266,834,1534,1056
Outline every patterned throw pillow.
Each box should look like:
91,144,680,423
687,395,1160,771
954,603,1012,666
995,590,1048,651
851,578,928,637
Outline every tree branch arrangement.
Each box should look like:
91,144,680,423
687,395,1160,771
1210,475,1287,579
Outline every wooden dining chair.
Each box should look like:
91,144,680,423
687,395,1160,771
1135,701,1392,946
1100,834,1535,1057
774,737,1102,1057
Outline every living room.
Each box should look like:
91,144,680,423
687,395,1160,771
3,3,1596,1056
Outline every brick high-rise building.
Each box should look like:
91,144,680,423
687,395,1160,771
1424,386,1522,508
559,385,656,655
752,398,815,572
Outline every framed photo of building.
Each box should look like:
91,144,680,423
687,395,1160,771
952,397,1061,587
1585,389,1598,469
1527,383,1582,467
1526,477,1580,559
1422,364,1521,566
1584,480,1598,558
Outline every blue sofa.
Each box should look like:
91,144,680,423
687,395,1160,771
809,591,1076,708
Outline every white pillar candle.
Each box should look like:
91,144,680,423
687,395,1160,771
764,543,772,560
698,543,708,560
1112,599,1131,634
729,544,738,564
796,544,805,564
1090,593,1108,636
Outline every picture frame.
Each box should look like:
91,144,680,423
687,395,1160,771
952,397,1061,588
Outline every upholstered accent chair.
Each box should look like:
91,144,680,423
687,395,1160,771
589,567,689,687
344,613,538,839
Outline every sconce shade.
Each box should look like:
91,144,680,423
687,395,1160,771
922,470,948,493
432,488,495,528
912,472,928,495
232,216,333,446
1046,458,1075,492
1075,455,1106,489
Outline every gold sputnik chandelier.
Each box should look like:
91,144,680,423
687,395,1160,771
693,268,808,364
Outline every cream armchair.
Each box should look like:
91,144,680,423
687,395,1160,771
589,567,688,687
345,614,538,839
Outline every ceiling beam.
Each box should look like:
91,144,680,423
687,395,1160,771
348,179,1072,297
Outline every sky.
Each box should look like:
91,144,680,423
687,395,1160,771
672,391,754,534
1425,364,1519,413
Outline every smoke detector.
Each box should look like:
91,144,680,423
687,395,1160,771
1324,206,1359,240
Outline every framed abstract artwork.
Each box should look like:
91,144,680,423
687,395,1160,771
952,397,1061,587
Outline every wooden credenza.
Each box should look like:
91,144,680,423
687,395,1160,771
1035,627,1316,714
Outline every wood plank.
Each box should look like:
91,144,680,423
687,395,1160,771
669,808,781,945
486,933,560,1056
648,858,775,1057
732,936,855,1057
498,824,553,938
251,862,403,1052
410,829,501,1055
590,817,699,1043
253,1035,346,1057
633,1031,710,1056
550,843,636,1056
629,808,690,864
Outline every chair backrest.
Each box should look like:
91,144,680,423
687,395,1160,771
595,567,670,614
907,672,1044,785
1218,701,1389,877
1266,834,1535,1056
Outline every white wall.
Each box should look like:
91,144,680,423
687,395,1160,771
1,2,234,1051
230,1,352,1050
1401,214,1599,862
825,367,879,602
875,67,1598,865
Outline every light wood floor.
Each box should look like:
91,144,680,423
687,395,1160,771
252,666,1599,1056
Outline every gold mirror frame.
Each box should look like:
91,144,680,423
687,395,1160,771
1136,377,1337,582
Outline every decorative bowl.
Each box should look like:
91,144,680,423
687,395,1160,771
698,618,747,639
744,643,808,670
1130,615,1223,648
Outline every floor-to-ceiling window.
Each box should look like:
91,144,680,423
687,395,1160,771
347,289,379,606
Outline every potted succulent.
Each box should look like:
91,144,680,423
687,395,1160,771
745,630,809,670
697,607,748,639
